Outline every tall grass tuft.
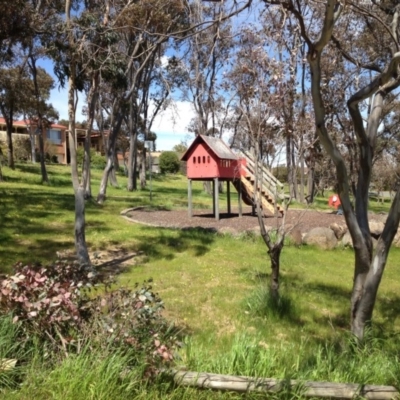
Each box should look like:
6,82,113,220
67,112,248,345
245,284,298,321
0,315,31,391
181,332,400,388
6,346,144,400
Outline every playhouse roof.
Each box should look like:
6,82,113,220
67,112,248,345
181,135,238,161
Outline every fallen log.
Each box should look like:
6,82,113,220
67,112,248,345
168,370,399,399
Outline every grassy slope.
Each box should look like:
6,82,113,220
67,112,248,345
1,164,400,398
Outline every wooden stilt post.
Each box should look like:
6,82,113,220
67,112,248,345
238,179,242,218
214,177,219,221
212,180,216,217
188,179,192,218
227,181,231,216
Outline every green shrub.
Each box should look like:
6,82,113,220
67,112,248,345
76,147,106,169
0,135,31,162
159,151,180,174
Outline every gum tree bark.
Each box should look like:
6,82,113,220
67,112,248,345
28,55,48,183
3,114,15,170
0,147,3,181
82,72,100,199
96,109,123,204
127,99,138,191
66,0,90,265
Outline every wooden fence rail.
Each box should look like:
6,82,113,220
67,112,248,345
168,370,399,399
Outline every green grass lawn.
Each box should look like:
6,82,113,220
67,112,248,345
1,163,400,398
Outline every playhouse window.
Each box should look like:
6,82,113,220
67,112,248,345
203,156,205,163
207,156,210,163
193,156,196,164
198,156,201,163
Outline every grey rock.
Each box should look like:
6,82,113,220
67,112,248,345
341,232,353,248
303,227,338,250
369,220,385,237
330,223,347,240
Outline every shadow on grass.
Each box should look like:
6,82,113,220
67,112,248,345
94,253,139,279
301,281,350,299
134,226,216,262
0,188,112,273
292,281,350,330
376,295,400,326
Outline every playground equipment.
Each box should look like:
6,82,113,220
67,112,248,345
181,135,284,220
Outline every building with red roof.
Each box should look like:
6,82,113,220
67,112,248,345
0,118,109,164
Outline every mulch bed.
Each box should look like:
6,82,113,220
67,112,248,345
122,206,349,234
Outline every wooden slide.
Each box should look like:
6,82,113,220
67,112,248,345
232,151,285,216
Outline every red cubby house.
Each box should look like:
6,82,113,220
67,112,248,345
181,135,246,220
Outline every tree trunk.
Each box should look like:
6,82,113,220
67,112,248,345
83,73,99,200
83,128,94,199
97,112,123,204
6,126,14,170
38,130,49,184
109,153,119,187
203,181,212,195
127,129,138,191
109,165,118,187
140,147,146,189
74,185,90,265
286,134,297,199
269,244,283,300
66,0,90,265
30,132,36,163
307,165,315,203
0,147,3,181
254,142,286,300
290,138,298,199
299,151,305,203
82,132,92,200
98,157,113,203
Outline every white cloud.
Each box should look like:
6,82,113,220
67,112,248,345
150,100,195,150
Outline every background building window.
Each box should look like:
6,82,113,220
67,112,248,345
46,129,62,145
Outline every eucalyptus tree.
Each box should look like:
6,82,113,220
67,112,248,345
0,65,29,169
226,25,282,155
64,0,96,265
77,0,126,199
96,0,189,203
0,0,31,63
262,0,400,340
124,42,178,191
182,0,236,138
26,55,58,183
224,24,291,297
